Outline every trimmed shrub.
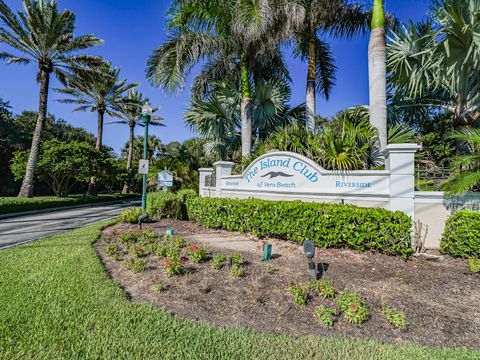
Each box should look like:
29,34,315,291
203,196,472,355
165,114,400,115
441,210,480,258
119,207,143,224
186,197,412,258
147,191,198,220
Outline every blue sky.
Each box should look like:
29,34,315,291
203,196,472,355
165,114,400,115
0,0,431,155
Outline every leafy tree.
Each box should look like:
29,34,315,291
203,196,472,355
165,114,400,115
111,90,165,193
368,0,388,150
388,0,480,152
56,62,137,194
147,0,288,157
287,0,369,130
120,135,163,163
0,0,103,197
11,140,106,197
442,129,480,194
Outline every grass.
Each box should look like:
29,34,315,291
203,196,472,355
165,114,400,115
0,223,478,359
0,193,139,215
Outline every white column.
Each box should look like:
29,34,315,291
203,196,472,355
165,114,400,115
213,161,234,198
198,168,213,196
383,144,421,219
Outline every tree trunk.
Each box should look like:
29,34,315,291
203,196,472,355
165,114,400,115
368,0,388,151
306,40,316,133
240,56,253,157
122,122,135,194
88,110,104,195
18,69,50,198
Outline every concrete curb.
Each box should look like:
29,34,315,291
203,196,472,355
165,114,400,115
0,199,141,220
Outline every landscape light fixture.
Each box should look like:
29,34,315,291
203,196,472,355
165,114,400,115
141,102,153,211
138,213,149,230
303,240,317,279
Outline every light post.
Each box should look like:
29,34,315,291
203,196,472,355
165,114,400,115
141,102,153,211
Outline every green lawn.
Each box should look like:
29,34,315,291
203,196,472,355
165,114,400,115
0,223,477,359
0,193,139,215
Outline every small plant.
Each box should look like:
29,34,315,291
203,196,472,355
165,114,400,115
119,207,144,224
230,264,245,278
104,244,123,261
264,263,276,274
335,291,369,325
141,229,156,243
165,235,189,249
188,243,207,263
468,258,480,273
382,305,407,329
165,253,186,277
154,282,166,293
118,230,142,245
311,279,337,299
123,258,147,273
129,244,148,258
287,283,309,306
211,254,227,270
315,305,338,327
155,244,169,257
230,253,243,266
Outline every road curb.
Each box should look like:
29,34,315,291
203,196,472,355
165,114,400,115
0,199,140,220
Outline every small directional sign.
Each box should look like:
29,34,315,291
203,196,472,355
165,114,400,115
157,169,174,187
138,160,149,175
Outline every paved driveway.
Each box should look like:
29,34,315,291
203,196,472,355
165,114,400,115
0,201,138,250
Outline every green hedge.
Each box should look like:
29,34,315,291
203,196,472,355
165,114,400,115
146,190,196,220
0,194,139,215
441,210,480,258
186,198,413,258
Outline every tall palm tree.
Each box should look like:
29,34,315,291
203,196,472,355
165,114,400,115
56,63,137,194
0,0,103,197
368,0,388,150
388,0,480,153
287,0,369,131
146,0,288,158
112,90,165,194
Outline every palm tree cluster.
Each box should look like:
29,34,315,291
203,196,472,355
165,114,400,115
0,0,164,197
147,0,387,160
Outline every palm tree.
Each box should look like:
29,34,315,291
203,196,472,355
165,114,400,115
287,0,369,131
442,129,480,194
0,0,103,197
56,63,137,194
112,90,165,194
146,0,288,157
368,0,388,150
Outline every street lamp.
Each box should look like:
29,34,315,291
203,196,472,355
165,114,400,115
141,102,153,211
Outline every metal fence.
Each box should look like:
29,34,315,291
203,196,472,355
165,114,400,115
415,165,450,191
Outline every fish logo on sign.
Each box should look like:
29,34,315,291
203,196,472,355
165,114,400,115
261,171,294,179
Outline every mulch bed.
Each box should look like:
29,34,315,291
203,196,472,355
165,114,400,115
96,219,480,349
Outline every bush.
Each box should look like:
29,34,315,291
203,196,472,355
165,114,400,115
468,258,480,273
147,191,198,220
287,283,309,306
315,305,338,327
119,207,144,224
187,198,412,258
382,306,407,329
211,255,227,270
123,259,147,273
441,210,480,258
335,291,369,325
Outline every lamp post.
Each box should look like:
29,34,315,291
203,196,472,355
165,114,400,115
141,102,153,211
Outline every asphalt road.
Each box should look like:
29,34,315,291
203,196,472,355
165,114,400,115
0,201,138,250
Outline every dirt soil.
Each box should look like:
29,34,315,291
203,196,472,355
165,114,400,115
97,219,480,349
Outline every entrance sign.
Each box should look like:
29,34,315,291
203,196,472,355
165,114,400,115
221,152,389,195
158,170,174,187
138,160,149,175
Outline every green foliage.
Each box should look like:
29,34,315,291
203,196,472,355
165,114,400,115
382,306,407,329
154,282,166,293
11,140,107,197
104,244,122,260
211,254,227,270
123,258,147,273
0,194,138,215
315,306,338,327
118,230,142,245
187,197,413,258
188,243,207,263
164,252,185,277
311,279,337,299
147,192,183,220
229,253,244,266
467,258,480,273
129,244,148,258
287,283,309,306
229,264,245,278
0,222,477,358
119,208,144,224
335,291,369,325
441,210,480,258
